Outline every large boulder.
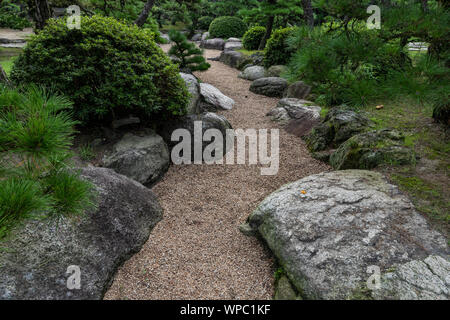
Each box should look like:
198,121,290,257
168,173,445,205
200,38,225,50
330,129,416,170
103,132,170,186
180,72,200,114
283,81,312,100
199,83,235,111
0,167,163,300
243,170,448,300
249,77,288,98
238,66,266,81
304,107,371,152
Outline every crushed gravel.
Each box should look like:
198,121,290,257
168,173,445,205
104,47,329,300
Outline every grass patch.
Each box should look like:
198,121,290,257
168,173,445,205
360,98,449,237
0,47,22,75
237,49,263,56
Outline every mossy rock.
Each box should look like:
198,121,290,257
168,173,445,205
303,107,371,152
329,129,416,170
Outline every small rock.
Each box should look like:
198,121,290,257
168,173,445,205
201,32,209,41
249,77,288,98
224,41,242,51
103,132,170,186
199,83,235,111
180,72,200,114
191,33,202,41
238,66,266,81
283,81,312,100
200,38,225,50
329,129,416,170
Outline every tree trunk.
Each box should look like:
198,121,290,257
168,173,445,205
258,15,274,50
134,0,156,27
421,0,428,12
32,0,51,30
301,0,314,28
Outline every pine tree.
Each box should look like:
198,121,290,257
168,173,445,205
168,30,210,72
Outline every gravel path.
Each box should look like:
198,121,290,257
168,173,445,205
104,47,329,300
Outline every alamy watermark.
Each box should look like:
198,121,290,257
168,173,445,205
367,5,381,29
66,265,81,290
171,122,279,176
67,5,81,30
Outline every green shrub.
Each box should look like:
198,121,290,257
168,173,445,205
263,27,296,68
0,86,95,239
198,16,214,31
208,16,247,39
242,26,266,50
0,0,31,30
11,15,189,125
169,30,210,72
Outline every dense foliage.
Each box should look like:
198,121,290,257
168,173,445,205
208,16,248,39
263,27,296,68
0,0,31,29
242,26,266,50
168,30,210,72
0,86,95,239
11,15,189,125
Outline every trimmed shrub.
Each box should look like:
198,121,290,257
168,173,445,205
242,26,266,50
198,16,214,31
11,15,189,124
208,16,247,39
263,27,296,68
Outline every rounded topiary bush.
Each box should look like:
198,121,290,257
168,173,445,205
198,16,214,31
208,16,247,39
264,27,296,68
11,15,189,124
242,26,266,50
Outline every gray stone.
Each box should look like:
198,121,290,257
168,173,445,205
266,107,291,124
180,72,200,114
199,83,235,111
219,50,243,69
304,107,371,152
330,129,416,170
191,33,202,41
226,37,241,42
249,77,288,98
238,66,266,81
265,65,287,77
275,98,321,137
0,167,163,300
246,170,448,300
372,255,449,300
201,32,209,41
200,38,225,50
283,81,312,100
224,41,242,51
103,132,170,186
160,112,233,159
